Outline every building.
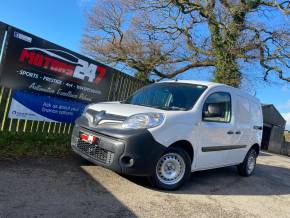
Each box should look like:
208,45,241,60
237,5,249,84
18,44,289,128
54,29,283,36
282,131,290,156
262,104,286,154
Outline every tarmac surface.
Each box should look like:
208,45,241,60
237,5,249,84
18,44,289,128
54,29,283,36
0,152,290,218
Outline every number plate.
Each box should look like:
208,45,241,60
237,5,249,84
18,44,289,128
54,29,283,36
79,132,99,144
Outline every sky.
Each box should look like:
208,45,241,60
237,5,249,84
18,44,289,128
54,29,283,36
0,0,289,129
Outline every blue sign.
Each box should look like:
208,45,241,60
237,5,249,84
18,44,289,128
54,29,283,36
8,91,87,123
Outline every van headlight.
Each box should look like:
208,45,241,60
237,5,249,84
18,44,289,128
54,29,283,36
82,104,94,115
122,113,165,129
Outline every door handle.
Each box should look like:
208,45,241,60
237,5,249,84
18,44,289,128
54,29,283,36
227,131,234,135
253,126,263,130
235,131,241,135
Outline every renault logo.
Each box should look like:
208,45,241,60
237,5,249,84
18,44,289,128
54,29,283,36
94,110,106,124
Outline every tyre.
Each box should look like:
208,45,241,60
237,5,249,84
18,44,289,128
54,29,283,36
150,147,191,190
237,148,257,177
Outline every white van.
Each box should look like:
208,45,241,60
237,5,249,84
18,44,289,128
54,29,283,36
71,80,263,190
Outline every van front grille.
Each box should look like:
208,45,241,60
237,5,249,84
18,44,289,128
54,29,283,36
76,139,114,165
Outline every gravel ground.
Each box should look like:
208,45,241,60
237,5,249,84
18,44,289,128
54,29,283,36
0,152,290,218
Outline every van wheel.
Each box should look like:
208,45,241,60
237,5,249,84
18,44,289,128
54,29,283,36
150,147,191,190
237,148,257,177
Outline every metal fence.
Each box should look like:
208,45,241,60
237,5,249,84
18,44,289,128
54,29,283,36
0,72,147,135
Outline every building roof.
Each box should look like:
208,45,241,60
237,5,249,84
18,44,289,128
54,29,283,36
262,104,286,128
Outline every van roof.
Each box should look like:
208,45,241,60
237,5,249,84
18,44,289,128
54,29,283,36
159,80,260,103
159,79,223,87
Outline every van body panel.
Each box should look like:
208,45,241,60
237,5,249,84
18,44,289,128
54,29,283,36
148,111,200,169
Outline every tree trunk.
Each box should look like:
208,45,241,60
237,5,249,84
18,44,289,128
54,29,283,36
213,52,241,88
207,7,244,88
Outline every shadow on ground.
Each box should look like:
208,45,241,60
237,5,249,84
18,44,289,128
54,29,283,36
259,152,273,157
178,163,290,195
0,156,136,218
1,154,290,217
121,162,290,196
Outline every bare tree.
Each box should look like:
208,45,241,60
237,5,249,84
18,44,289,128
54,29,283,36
82,0,289,87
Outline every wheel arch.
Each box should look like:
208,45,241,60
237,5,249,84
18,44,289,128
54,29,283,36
169,140,194,162
250,143,260,155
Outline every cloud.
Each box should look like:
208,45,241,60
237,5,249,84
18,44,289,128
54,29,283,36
282,112,290,130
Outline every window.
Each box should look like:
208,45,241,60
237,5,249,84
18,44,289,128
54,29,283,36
202,92,231,122
124,83,207,111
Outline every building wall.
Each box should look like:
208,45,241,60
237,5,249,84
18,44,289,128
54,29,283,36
281,141,290,156
262,105,286,155
281,132,290,156
267,126,285,154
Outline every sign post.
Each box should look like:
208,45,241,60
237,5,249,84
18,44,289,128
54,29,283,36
0,22,8,67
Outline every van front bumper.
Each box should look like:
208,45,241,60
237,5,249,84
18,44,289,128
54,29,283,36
71,122,166,176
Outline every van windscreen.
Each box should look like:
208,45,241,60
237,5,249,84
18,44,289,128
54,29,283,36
123,83,207,111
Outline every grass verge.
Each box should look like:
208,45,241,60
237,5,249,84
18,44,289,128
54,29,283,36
0,132,72,159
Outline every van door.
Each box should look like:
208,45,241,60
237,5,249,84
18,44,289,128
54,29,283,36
226,95,250,164
196,92,236,169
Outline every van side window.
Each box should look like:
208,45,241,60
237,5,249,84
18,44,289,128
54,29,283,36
202,92,231,123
